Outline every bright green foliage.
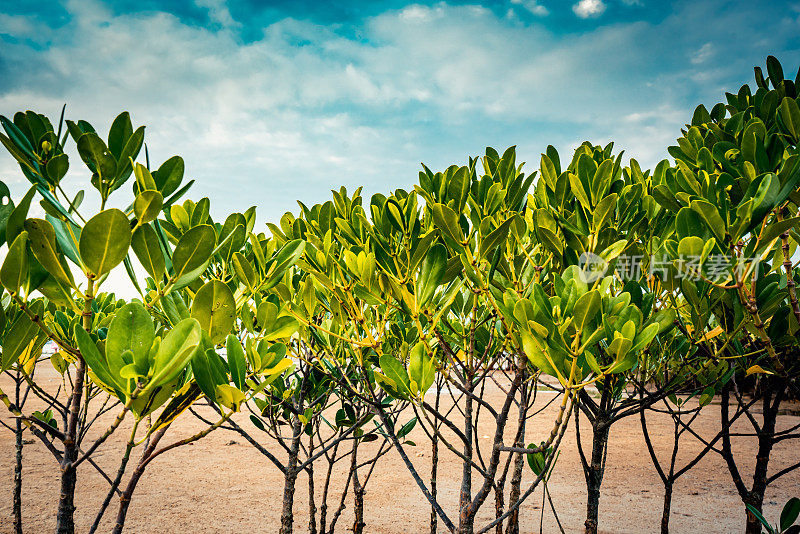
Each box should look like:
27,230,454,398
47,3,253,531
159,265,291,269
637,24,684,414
0,57,798,534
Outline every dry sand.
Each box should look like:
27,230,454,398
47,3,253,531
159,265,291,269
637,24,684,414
1,370,798,534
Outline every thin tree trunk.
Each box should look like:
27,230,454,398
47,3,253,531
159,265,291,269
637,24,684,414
458,385,474,534
745,383,780,534
56,280,93,534
307,432,317,534
112,429,166,534
661,482,673,534
584,420,609,534
280,417,303,534
431,378,441,534
13,375,23,534
494,485,504,534
55,359,85,534
318,443,338,534
505,381,528,534
351,439,365,534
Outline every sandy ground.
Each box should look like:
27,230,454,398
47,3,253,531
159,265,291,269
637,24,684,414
1,370,798,534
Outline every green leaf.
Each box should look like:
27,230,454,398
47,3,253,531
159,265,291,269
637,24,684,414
678,236,705,258
780,97,800,140
74,323,123,397
379,354,412,399
217,214,246,263
302,277,316,315
1,302,41,371
262,356,292,376
766,55,784,87
631,322,659,352
107,303,155,378
133,190,163,224
45,153,69,184
526,444,547,476
46,215,82,268
79,209,132,277
190,279,236,345
149,318,202,390
590,159,614,204
226,334,246,390
592,193,617,231
781,497,800,531
153,155,185,198
759,217,800,249
112,127,145,192
649,308,676,334
431,203,464,244
573,290,601,332
397,417,417,440
1,231,28,294
6,186,35,246
698,386,715,407
263,315,299,341
171,224,216,281
51,352,68,375
23,218,74,287
107,111,133,160
537,226,563,256
215,384,245,412
0,131,38,177
479,217,514,258
0,180,15,247
263,239,304,291
191,198,210,226
232,252,257,292
520,331,558,377
598,239,627,261
416,243,446,307
131,225,166,280
690,199,727,243
568,172,591,210
77,132,117,184
408,342,435,396
192,348,223,400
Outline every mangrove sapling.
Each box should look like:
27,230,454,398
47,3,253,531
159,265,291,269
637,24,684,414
649,56,800,533
637,340,746,534
719,375,800,534
0,294,48,534
342,402,395,534
574,370,680,534
229,353,374,534
109,393,245,533
640,390,755,534
0,108,298,534
0,337,45,534
0,108,204,533
495,373,560,534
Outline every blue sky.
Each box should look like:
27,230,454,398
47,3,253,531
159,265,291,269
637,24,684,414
1,0,800,226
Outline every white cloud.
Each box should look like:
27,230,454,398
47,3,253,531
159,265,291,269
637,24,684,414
511,0,549,17
691,42,715,64
195,0,240,29
0,14,38,38
573,0,606,18
398,4,445,22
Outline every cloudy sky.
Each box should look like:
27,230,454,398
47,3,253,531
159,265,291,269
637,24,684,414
1,0,799,226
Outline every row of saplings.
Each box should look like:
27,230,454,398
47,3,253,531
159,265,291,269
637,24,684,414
0,57,799,534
